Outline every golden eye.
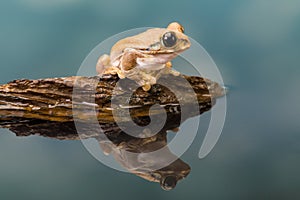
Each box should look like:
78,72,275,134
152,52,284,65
162,32,177,47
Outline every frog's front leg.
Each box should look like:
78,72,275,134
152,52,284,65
163,62,180,77
136,71,157,91
120,48,147,71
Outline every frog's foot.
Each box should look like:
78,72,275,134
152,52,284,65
137,71,157,84
156,67,180,78
142,84,151,91
169,69,180,76
166,61,172,68
138,76,155,91
96,54,111,74
117,70,126,79
104,66,125,79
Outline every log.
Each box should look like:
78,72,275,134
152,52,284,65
0,73,225,140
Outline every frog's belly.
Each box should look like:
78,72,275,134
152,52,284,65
136,63,165,71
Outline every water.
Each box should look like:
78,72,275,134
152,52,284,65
0,0,300,199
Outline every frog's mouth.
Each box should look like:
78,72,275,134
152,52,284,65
138,41,190,66
141,38,190,55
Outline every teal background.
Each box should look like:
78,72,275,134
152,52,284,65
1,0,300,199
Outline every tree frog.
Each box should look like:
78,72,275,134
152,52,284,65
96,22,191,91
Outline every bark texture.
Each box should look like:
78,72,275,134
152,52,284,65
0,74,225,140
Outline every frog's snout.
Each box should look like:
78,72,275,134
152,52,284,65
177,38,191,51
183,38,190,48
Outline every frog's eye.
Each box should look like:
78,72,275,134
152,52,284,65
162,32,177,48
160,175,177,191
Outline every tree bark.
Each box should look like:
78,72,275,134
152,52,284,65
0,74,225,140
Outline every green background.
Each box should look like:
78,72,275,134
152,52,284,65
1,0,300,199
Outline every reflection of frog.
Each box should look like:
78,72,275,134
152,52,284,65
96,22,190,91
99,131,190,191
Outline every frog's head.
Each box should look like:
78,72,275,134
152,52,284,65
110,22,190,65
120,22,190,55
113,131,191,191
128,22,190,65
155,159,191,191
143,27,190,55
161,21,190,53
132,158,191,191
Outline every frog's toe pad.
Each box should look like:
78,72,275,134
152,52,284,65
170,69,180,76
142,84,151,91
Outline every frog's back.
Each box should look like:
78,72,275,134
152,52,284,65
110,28,166,62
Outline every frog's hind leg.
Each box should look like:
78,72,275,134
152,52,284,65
104,66,125,79
97,54,126,79
96,54,111,74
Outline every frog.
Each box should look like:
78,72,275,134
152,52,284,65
96,22,191,91
98,131,190,191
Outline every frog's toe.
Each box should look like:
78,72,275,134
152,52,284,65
142,84,151,91
117,71,126,79
170,69,180,76
166,61,172,68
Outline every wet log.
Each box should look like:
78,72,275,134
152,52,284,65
0,74,225,140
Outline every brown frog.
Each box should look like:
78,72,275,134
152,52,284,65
96,22,190,91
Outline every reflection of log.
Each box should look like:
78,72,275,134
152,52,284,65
0,74,225,139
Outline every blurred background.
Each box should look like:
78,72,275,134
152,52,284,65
0,0,300,199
